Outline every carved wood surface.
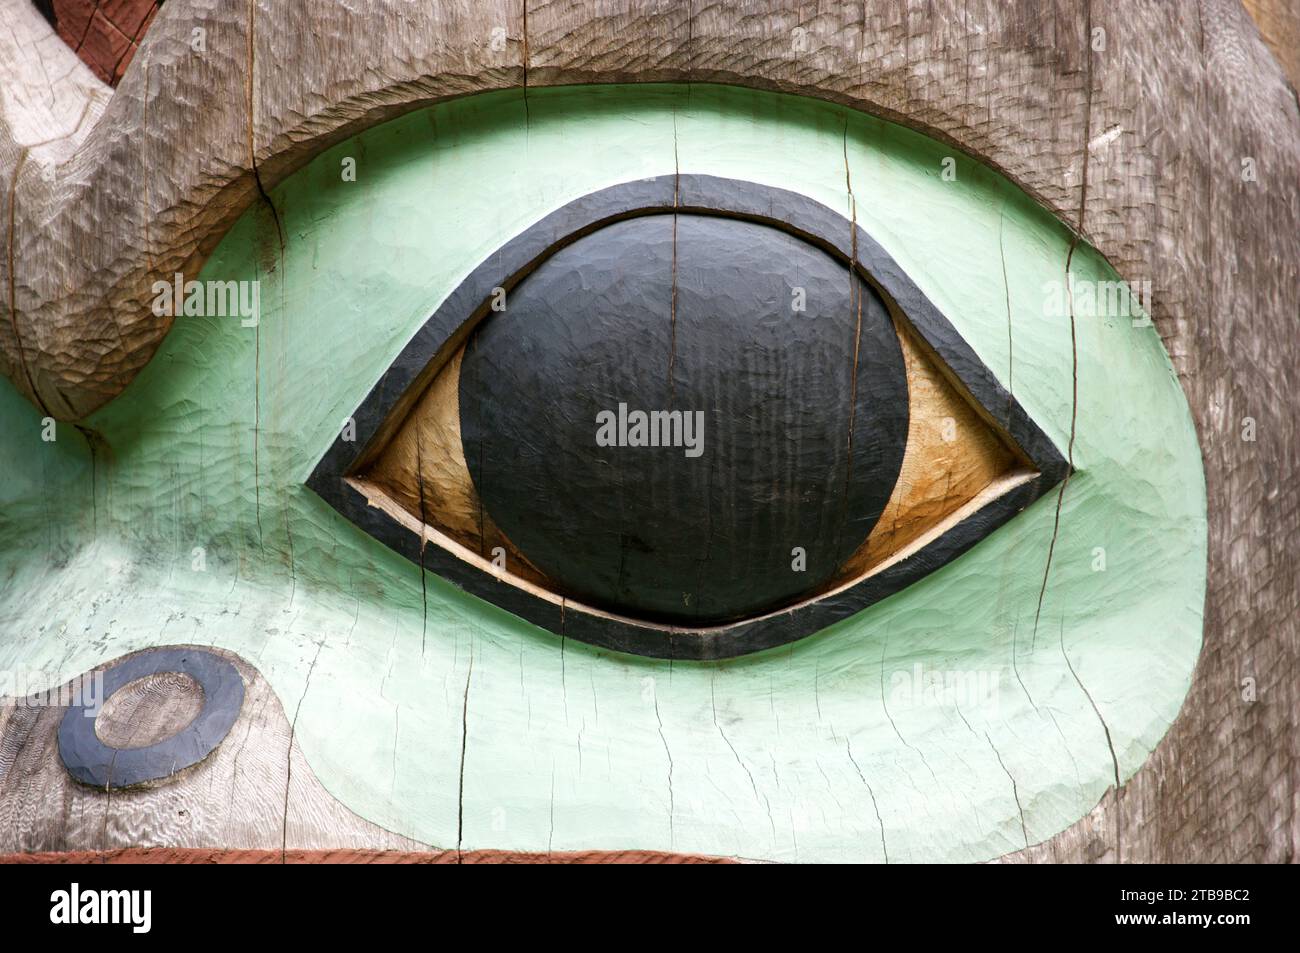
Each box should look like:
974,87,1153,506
92,671,205,749
0,0,1296,861
0,647,426,854
38,0,164,85
1,846,734,863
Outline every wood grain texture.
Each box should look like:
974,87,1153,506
0,846,735,863
94,672,205,749
0,646,428,854
0,0,1288,419
0,0,1295,861
1243,0,1300,86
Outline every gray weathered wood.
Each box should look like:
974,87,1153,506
0,0,1296,861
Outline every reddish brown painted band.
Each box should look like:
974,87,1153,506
0,848,735,864
40,0,162,85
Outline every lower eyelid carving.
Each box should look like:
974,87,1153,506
310,174,1066,658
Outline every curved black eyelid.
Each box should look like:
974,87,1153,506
307,175,1067,660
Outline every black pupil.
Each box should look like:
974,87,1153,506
459,213,908,624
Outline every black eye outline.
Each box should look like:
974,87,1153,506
306,175,1068,659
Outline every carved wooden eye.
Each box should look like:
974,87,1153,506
308,176,1066,658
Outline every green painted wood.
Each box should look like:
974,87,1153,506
0,84,1205,862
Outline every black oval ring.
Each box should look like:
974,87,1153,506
58,647,245,789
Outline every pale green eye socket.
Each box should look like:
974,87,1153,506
1,84,1205,862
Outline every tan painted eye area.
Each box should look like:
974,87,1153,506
355,348,549,588
831,320,1035,579
307,175,1065,658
